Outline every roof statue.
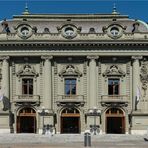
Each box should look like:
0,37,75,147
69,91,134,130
112,3,119,15
22,3,30,15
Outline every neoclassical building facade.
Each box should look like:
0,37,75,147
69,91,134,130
0,7,148,134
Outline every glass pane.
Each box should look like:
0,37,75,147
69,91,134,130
29,85,33,95
114,85,119,95
65,84,70,95
71,85,76,95
22,85,27,94
65,78,76,95
22,79,33,95
108,85,113,95
108,79,119,95
71,79,76,85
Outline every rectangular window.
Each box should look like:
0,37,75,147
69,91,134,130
22,79,33,95
108,79,120,95
65,78,76,95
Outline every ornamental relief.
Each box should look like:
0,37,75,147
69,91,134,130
59,64,82,78
140,61,148,96
16,64,39,80
103,65,126,77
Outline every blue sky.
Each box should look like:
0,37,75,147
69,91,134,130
0,0,148,22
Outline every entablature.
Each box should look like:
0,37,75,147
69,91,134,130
0,31,148,42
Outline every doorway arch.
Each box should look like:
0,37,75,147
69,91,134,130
61,107,80,134
106,108,125,134
17,107,37,133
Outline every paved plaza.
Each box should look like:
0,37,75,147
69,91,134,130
0,133,148,148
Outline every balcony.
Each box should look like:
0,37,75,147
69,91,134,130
13,95,40,106
101,95,129,107
56,95,85,107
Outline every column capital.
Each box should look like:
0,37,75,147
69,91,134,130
0,56,9,61
41,55,53,60
87,55,99,60
132,56,143,60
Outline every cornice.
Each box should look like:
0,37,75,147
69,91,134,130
13,14,129,20
0,41,148,47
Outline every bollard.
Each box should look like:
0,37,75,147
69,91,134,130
84,131,91,147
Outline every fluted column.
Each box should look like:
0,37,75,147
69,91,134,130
87,56,99,108
41,56,53,109
132,56,142,110
1,56,10,99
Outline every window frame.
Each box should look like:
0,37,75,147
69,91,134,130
22,78,33,95
64,78,77,96
108,78,120,95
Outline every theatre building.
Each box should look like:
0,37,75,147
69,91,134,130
0,6,148,135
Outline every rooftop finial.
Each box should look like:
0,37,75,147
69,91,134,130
22,3,30,15
112,3,119,15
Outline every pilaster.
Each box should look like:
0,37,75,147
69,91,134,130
132,56,142,110
87,55,99,108
0,56,10,99
41,56,53,109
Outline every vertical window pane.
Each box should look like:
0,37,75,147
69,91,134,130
22,79,33,95
108,79,119,95
65,84,70,95
65,78,76,95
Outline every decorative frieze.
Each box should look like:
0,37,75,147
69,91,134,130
41,55,53,61
132,56,143,60
87,55,99,61
83,62,87,75
39,62,43,74
98,62,101,75
140,61,148,97
0,56,9,61
12,62,15,74
54,62,58,74
126,62,131,75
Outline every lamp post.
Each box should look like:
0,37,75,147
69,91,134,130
87,107,101,135
38,106,49,134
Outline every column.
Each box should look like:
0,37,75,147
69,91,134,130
132,56,142,110
1,56,10,99
41,56,53,109
87,56,99,108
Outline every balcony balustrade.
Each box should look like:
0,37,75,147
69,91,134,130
57,95,84,102
101,95,128,102
13,95,40,106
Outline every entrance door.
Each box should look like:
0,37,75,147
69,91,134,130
106,108,125,134
61,108,80,134
17,107,36,133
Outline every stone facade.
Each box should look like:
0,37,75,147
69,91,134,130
0,8,148,134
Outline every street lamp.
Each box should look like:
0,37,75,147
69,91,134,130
37,106,49,134
87,107,101,135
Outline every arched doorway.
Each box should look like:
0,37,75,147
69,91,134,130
61,108,80,134
17,107,37,133
106,108,125,134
